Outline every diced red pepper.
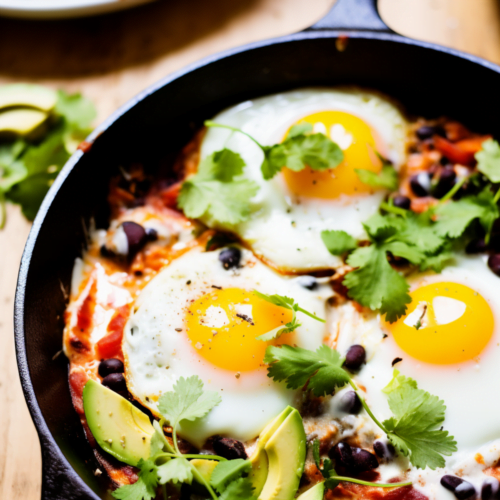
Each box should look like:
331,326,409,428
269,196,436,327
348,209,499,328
434,135,490,166
96,305,129,360
161,182,182,209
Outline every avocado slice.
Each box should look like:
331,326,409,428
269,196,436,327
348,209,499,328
297,482,325,500
250,407,295,496
0,108,49,139
0,84,57,112
83,379,154,466
258,409,306,500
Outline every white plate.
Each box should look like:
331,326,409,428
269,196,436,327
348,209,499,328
0,0,157,19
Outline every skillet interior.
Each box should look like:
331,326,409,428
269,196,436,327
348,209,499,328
15,21,500,500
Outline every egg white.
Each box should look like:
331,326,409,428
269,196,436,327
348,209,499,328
199,87,408,272
123,246,332,447
328,255,500,499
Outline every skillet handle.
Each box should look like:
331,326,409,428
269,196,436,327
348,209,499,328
308,0,393,33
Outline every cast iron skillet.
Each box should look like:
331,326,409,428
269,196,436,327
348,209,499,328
14,0,500,498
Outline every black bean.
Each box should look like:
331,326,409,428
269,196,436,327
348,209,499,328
410,173,432,197
416,125,446,141
373,439,395,461
219,248,241,270
350,447,379,473
466,238,488,254
441,476,476,500
338,391,362,414
212,437,247,460
329,442,353,468
122,221,148,258
102,373,127,393
296,276,318,291
432,168,457,199
392,195,411,210
145,228,158,242
343,345,366,371
99,358,124,378
488,254,500,276
482,477,500,500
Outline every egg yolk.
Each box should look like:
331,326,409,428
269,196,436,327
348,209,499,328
185,288,294,372
282,111,384,199
386,282,494,365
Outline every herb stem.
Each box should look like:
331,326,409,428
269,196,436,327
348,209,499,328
204,120,265,150
172,424,181,455
297,306,326,323
494,186,500,204
331,476,412,488
162,484,168,500
189,461,219,500
155,452,227,462
439,176,467,203
380,201,407,218
348,379,388,434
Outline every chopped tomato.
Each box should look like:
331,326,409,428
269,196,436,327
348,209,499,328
161,182,182,209
96,305,129,360
434,135,490,166
69,370,89,415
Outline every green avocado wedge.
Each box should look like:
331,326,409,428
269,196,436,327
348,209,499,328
0,84,57,112
297,482,325,500
83,379,154,466
259,408,306,500
0,108,49,139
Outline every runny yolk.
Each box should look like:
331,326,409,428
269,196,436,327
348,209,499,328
385,282,494,365
282,110,384,199
185,288,294,372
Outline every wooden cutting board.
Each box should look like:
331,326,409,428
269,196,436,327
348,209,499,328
1,0,499,498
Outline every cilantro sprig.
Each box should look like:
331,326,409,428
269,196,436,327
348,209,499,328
112,376,256,500
312,439,411,490
265,345,457,469
0,90,96,227
253,291,325,341
355,152,398,191
178,148,258,225
204,120,343,180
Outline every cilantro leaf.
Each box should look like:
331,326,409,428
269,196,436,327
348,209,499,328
321,230,357,255
382,372,457,469
112,459,158,500
345,244,411,322
253,291,325,341
287,122,313,138
312,439,339,490
158,375,221,428
355,164,398,191
54,90,96,130
157,458,193,485
178,149,259,224
218,477,256,500
264,344,350,396
475,138,500,183
210,459,251,493
433,188,499,239
261,133,343,180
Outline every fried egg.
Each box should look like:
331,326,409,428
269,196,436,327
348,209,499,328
199,88,408,272
123,246,332,447
331,255,500,499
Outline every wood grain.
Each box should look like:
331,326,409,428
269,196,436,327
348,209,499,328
1,1,499,498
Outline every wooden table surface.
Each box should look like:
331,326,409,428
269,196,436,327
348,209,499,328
1,0,500,498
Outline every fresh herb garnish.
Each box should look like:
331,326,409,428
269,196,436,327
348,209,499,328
0,90,96,226
475,138,500,183
253,291,325,341
311,439,411,490
178,148,258,224
355,153,398,191
321,229,357,256
265,345,457,469
205,120,343,181
112,376,255,500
